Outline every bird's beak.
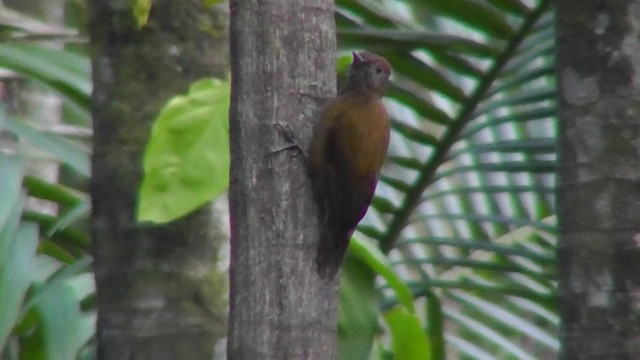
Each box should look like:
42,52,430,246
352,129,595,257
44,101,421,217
352,51,363,65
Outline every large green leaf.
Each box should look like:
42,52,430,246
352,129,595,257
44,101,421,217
384,306,431,360
138,78,230,223
338,256,378,360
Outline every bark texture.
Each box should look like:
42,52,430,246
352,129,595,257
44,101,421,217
556,1,640,358
88,1,228,359
227,0,338,359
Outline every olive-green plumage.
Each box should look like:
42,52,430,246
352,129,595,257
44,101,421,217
310,52,391,278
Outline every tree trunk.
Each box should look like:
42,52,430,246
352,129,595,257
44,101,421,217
5,0,65,216
556,1,640,358
227,0,338,359
88,1,228,359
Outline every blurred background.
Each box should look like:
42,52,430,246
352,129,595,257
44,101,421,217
0,0,557,359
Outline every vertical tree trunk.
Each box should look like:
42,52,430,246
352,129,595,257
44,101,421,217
88,1,228,359
5,0,65,215
556,1,640,358
227,1,338,359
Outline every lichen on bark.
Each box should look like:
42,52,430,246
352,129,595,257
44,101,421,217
88,1,229,359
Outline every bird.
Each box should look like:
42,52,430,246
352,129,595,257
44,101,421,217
309,51,391,278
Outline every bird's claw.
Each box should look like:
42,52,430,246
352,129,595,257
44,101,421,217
269,123,308,159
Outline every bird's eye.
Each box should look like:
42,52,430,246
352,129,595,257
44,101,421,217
375,66,383,74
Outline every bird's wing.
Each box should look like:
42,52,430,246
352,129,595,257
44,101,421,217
315,111,379,278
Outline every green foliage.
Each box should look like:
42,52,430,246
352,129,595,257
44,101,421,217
337,53,353,77
1,0,561,358
131,0,152,28
0,153,93,359
20,272,94,360
425,291,444,360
0,5,77,41
3,115,89,176
342,238,437,359
128,0,558,357
336,0,558,358
0,43,90,119
0,9,93,358
203,0,226,7
0,158,28,348
138,78,230,223
350,238,414,312
338,256,378,360
0,211,39,352
385,307,431,360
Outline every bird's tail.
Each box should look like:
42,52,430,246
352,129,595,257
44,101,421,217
315,227,353,279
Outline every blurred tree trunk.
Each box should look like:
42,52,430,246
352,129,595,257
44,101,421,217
557,0,640,358
88,1,228,359
5,0,64,215
227,0,338,359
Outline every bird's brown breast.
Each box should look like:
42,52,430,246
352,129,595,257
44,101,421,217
331,96,389,178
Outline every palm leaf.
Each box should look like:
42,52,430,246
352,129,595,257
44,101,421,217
337,0,557,357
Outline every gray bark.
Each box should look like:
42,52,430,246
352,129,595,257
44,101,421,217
227,0,338,359
88,1,229,359
556,1,640,358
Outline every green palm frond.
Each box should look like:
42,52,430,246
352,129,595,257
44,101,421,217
337,0,557,357
0,34,93,358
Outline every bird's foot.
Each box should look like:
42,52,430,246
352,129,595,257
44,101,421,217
269,123,308,160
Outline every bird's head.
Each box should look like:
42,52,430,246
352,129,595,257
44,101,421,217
347,51,391,95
